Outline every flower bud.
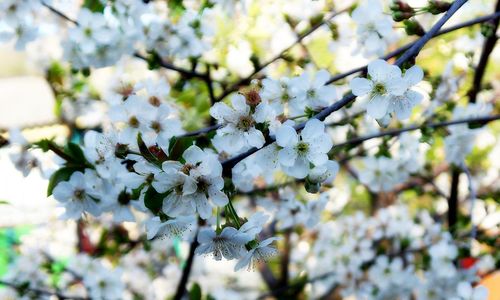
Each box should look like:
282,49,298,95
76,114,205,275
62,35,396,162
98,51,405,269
391,1,414,13
392,11,414,22
427,1,451,15
480,21,495,38
403,20,425,36
244,89,262,107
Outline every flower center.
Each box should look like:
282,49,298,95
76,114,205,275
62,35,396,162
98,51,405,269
237,116,255,132
373,83,387,95
129,116,139,128
295,142,309,155
181,163,195,175
149,96,161,107
306,89,316,99
151,121,162,133
196,178,209,193
73,189,85,200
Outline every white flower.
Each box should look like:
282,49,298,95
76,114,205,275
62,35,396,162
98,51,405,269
210,94,269,154
195,227,252,260
352,0,395,57
358,156,399,192
350,59,407,119
276,119,333,179
452,282,488,300
139,103,184,151
260,77,293,115
52,170,101,219
153,145,228,219
234,237,280,271
289,69,337,114
444,127,477,166
389,65,424,119
145,216,194,239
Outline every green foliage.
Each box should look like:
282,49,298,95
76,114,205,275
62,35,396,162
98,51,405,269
143,186,167,214
189,283,202,300
83,0,106,13
168,0,186,17
47,166,82,196
34,139,90,196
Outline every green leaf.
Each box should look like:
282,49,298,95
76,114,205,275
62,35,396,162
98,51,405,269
47,167,82,196
167,136,178,156
143,186,165,214
33,139,53,152
189,283,202,300
83,0,105,13
168,0,186,16
65,143,87,163
0,200,9,205
137,134,159,164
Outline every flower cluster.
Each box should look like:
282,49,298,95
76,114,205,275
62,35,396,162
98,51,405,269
0,0,39,50
305,205,491,299
357,132,425,192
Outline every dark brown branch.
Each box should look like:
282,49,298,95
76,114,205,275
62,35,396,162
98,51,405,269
173,238,199,300
468,0,500,103
448,168,460,234
326,10,500,84
222,0,469,175
334,114,500,148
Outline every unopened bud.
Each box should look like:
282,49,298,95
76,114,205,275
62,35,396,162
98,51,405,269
391,1,414,13
480,21,495,38
244,89,262,107
404,20,425,36
148,145,168,161
427,1,451,15
392,11,414,22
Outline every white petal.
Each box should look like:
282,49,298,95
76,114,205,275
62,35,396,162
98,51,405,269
276,124,298,148
350,78,373,96
197,227,216,243
208,188,229,206
234,250,254,271
368,59,392,82
231,94,250,115
366,95,390,119
183,145,205,164
246,128,265,148
403,65,423,86
278,148,298,167
301,119,325,140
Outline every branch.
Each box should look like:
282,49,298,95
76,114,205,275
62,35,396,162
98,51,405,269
173,238,199,300
334,114,500,148
215,6,352,101
449,168,460,234
221,0,469,175
326,10,500,84
468,0,500,103
0,280,89,300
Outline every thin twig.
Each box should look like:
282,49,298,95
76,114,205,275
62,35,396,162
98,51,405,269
173,237,199,300
468,0,500,103
334,114,500,148
326,10,500,84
